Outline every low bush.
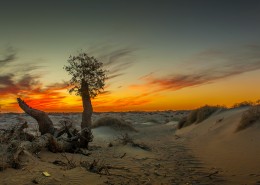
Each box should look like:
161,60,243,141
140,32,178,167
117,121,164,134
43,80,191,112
177,117,187,129
146,119,160,124
236,105,260,132
232,101,254,108
177,105,222,129
92,116,137,132
196,105,220,123
187,109,198,124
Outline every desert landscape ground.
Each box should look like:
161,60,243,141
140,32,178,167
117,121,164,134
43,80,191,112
1,1,260,185
0,105,259,185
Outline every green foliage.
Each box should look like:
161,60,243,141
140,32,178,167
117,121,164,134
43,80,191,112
64,52,107,98
236,105,260,132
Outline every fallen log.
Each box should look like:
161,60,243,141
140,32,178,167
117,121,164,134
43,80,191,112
2,121,35,143
9,133,76,167
0,98,95,170
17,98,56,135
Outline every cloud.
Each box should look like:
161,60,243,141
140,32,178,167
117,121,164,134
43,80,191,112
1,79,71,112
92,92,153,111
87,46,136,80
0,59,43,96
1,45,138,112
79,46,137,97
103,48,134,67
45,81,68,90
131,45,260,92
0,47,16,66
0,47,71,111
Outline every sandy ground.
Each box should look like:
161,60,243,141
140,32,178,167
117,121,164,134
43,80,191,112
0,109,259,185
176,107,260,185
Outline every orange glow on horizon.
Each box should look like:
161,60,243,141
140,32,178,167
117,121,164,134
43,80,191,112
1,70,260,113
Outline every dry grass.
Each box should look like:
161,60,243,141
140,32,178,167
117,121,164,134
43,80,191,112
232,101,254,108
178,105,222,129
236,105,260,132
196,105,221,123
116,133,134,145
187,109,199,124
92,116,137,132
116,133,150,151
177,117,187,129
146,118,160,124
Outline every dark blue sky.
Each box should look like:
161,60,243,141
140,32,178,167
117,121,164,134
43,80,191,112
1,0,260,49
1,0,260,111
1,0,260,81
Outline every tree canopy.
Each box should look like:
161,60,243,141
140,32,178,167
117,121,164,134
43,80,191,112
64,52,107,98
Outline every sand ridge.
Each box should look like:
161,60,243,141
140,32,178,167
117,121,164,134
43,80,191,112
177,107,260,185
0,109,259,184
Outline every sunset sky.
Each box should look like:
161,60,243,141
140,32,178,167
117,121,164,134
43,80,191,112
1,0,260,112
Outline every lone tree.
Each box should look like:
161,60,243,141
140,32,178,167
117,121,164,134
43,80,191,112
64,52,107,148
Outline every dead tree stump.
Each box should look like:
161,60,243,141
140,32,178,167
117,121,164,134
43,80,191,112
17,98,56,135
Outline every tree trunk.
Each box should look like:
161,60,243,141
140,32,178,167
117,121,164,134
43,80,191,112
80,81,93,148
17,98,56,135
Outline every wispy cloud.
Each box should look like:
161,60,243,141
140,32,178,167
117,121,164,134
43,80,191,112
0,45,138,112
0,47,16,66
92,92,153,111
87,46,136,80
0,48,42,96
0,47,70,111
131,45,260,92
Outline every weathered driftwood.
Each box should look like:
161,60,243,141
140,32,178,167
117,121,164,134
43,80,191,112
17,98,92,149
17,98,56,135
6,98,93,169
15,134,73,154
1,121,35,143
0,119,80,170
0,122,36,170
17,98,75,139
8,133,74,169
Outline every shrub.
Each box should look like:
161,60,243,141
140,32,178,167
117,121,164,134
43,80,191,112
236,105,260,132
187,109,198,124
196,105,220,123
232,101,254,108
92,116,137,132
177,105,221,129
164,118,170,124
146,119,160,124
177,117,187,129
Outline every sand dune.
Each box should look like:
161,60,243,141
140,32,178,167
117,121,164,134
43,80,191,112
176,107,260,184
0,109,259,184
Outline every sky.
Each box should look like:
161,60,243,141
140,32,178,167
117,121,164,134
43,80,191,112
0,0,260,112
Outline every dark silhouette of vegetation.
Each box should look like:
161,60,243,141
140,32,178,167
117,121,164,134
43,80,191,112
177,116,188,129
196,105,221,123
177,105,223,129
232,101,254,108
92,116,137,132
64,52,107,148
236,105,260,132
